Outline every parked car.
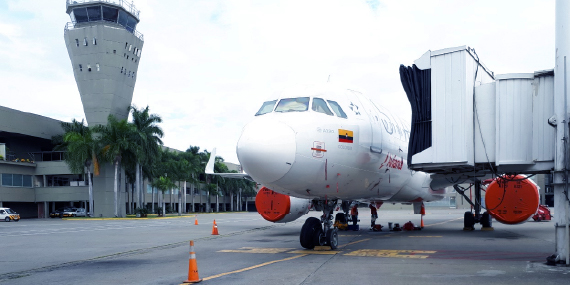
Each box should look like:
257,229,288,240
73,208,87,217
50,207,72,218
0,207,20,222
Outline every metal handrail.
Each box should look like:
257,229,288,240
28,151,66,162
67,0,140,19
64,21,144,41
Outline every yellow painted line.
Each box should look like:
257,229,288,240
338,238,371,248
287,250,339,255
344,249,436,259
408,236,442,238
218,247,294,254
200,254,308,282
423,217,462,227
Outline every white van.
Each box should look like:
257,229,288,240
0,207,20,222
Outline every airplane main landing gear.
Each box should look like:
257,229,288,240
300,199,339,250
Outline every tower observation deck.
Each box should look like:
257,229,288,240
64,0,144,126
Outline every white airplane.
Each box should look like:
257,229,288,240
206,84,450,249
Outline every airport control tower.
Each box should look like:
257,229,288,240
64,0,144,217
64,0,143,126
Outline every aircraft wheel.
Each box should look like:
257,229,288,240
481,212,492,227
464,211,475,228
300,217,321,249
326,229,338,250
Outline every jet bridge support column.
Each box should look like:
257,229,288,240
552,0,570,266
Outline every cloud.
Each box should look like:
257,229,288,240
0,0,555,164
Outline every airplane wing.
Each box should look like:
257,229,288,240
205,148,255,181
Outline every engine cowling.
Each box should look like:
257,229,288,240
485,175,539,224
255,187,311,223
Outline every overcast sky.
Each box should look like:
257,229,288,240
0,0,555,164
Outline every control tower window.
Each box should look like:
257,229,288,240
86,6,102,21
73,8,89,23
83,38,88,46
75,39,79,47
327,100,347,118
275,97,310,113
79,64,83,72
93,37,97,45
102,6,119,22
96,63,100,71
255,100,277,116
312,98,334,116
129,45,132,51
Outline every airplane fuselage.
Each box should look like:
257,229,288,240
236,84,445,204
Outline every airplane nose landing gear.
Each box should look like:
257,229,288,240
300,199,339,250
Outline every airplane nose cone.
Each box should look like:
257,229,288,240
237,119,296,184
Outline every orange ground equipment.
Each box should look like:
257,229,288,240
194,216,199,225
183,240,202,283
212,220,219,235
485,175,540,224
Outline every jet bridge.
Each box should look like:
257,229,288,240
401,46,555,178
400,12,570,265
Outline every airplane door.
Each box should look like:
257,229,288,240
347,91,382,154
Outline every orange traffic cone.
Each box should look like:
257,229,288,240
183,240,202,283
212,221,219,235
194,216,198,225
420,203,425,228
421,215,425,228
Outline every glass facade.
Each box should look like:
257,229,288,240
72,5,138,33
1,173,33,188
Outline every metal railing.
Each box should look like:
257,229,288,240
28,151,66,162
64,21,144,41
67,0,140,19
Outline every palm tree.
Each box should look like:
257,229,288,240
129,105,164,211
150,176,176,216
52,119,89,151
62,124,100,217
99,115,139,217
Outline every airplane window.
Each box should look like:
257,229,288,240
275,97,310,113
312,98,334,116
327,100,347,118
255,100,277,116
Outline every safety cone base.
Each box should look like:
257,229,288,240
481,227,494,231
183,278,202,283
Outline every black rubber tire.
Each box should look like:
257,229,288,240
14,219,19,222
464,211,475,228
300,217,321,249
326,229,338,250
481,212,492,228
5,217,10,222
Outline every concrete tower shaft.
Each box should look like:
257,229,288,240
64,0,144,126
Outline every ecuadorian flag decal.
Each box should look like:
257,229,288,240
338,129,354,143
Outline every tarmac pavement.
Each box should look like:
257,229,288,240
0,209,568,284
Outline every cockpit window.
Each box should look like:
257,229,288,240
312,98,334,116
255,100,277,116
274,97,310,112
327,100,347,118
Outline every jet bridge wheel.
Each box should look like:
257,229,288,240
300,217,322,249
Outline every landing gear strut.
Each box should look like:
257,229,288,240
300,199,339,249
454,179,493,230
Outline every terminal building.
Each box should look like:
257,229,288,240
0,105,253,218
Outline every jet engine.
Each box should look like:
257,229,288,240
255,187,311,223
485,175,540,224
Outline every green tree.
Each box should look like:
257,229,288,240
62,123,100,216
129,105,164,211
99,115,139,217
